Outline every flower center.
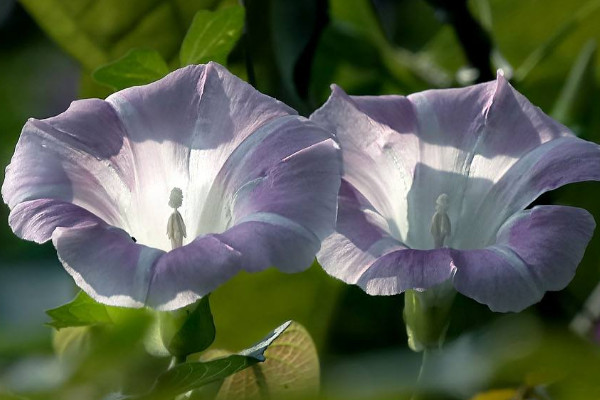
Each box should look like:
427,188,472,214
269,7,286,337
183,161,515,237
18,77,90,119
430,193,451,248
167,187,187,250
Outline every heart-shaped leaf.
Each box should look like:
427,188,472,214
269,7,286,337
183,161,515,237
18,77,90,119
211,321,320,400
139,321,291,399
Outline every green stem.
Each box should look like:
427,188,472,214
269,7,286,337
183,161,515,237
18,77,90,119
411,349,430,400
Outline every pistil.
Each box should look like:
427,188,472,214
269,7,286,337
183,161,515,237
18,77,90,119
167,187,187,250
430,193,451,248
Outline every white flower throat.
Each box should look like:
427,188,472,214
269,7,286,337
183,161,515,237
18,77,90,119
167,187,187,250
430,193,451,249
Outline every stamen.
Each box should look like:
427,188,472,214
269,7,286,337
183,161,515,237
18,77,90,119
167,187,187,250
430,193,451,249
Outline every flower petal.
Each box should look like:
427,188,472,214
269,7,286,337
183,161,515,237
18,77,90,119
310,86,418,243
310,82,498,248
52,218,164,308
317,180,405,284
9,199,102,243
145,235,241,311
452,205,595,312
357,247,454,296
105,62,298,250
193,115,341,274
216,219,320,274
227,132,341,241
455,136,600,249
2,99,133,229
318,180,454,294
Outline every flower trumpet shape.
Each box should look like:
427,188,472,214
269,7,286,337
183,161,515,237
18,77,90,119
311,73,600,312
2,63,341,310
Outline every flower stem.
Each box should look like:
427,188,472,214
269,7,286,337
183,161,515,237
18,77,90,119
411,349,430,400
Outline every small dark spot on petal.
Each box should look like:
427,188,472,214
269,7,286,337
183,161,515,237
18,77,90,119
131,237,137,242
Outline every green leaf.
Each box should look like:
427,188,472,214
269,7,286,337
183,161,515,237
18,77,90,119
20,0,220,71
46,291,142,330
210,321,320,400
159,295,216,358
179,6,245,66
19,0,221,98
92,48,170,91
140,321,291,399
46,292,113,329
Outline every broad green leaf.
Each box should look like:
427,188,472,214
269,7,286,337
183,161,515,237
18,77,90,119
211,321,319,400
19,0,220,97
551,40,597,135
179,6,245,66
19,0,219,71
159,295,215,358
93,48,170,91
140,321,291,399
46,291,143,330
46,292,113,329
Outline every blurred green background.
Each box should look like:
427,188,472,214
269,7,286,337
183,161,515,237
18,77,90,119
2,0,600,399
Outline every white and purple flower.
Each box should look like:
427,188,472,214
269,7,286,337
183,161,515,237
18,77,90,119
2,62,341,310
311,72,600,312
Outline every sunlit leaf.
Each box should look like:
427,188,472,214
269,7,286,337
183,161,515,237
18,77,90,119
211,321,319,400
139,321,291,399
20,0,219,70
46,291,143,330
46,292,113,329
179,6,244,66
93,48,170,91
19,0,220,98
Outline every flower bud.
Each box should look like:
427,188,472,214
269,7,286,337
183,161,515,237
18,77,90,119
403,281,455,352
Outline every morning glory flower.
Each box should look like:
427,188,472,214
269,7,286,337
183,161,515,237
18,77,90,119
311,73,600,312
2,62,341,311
